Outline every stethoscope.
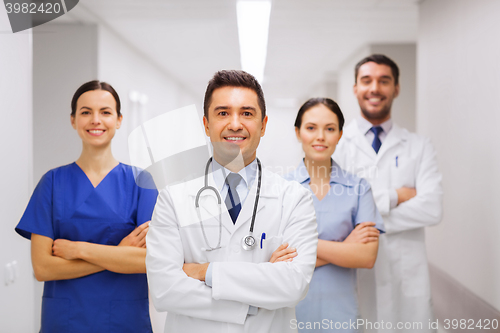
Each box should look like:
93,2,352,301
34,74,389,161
195,157,262,251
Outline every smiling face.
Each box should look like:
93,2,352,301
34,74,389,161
71,90,122,148
296,104,342,163
354,62,400,125
203,86,268,167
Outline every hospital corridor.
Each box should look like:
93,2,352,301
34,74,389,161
1,0,499,332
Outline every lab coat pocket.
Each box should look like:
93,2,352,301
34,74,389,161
110,298,152,333
253,236,284,263
41,296,70,332
391,155,417,188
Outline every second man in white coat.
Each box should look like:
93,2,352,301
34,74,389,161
333,54,443,333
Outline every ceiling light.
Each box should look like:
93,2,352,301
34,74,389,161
236,0,272,84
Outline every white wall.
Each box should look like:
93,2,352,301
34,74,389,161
336,44,416,131
257,106,303,174
418,0,500,311
98,26,199,166
0,10,35,333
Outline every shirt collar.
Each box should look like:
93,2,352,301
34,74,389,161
357,116,393,136
294,159,352,187
211,157,257,192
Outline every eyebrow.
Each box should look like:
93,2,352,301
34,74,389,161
241,106,256,111
304,122,337,126
213,106,229,112
213,105,257,112
79,106,112,111
359,75,394,81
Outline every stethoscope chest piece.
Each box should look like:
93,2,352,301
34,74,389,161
242,233,256,251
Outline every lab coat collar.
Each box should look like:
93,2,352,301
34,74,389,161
343,119,408,161
376,123,408,157
343,119,377,158
293,159,353,187
356,116,393,137
211,158,257,195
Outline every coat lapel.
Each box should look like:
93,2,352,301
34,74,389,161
344,120,377,159
376,123,408,160
231,168,274,235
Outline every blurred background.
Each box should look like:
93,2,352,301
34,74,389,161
1,0,499,331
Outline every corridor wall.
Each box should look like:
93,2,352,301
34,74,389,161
418,0,500,320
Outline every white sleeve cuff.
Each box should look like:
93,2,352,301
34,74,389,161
389,188,398,209
205,262,213,287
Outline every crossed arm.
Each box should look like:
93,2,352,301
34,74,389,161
31,222,150,281
376,138,443,233
183,242,298,281
315,222,379,269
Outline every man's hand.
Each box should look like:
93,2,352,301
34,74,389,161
183,263,210,281
344,222,380,244
52,239,81,260
118,222,149,248
396,187,417,205
269,243,297,263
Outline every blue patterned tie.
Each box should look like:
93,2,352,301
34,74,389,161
370,126,383,154
225,173,242,224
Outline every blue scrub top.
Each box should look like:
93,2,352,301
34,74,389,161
16,163,158,333
284,160,384,333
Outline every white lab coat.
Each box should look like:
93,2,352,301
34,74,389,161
146,166,318,333
333,120,443,333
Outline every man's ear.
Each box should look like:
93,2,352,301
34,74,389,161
260,115,268,137
394,84,400,98
203,116,210,136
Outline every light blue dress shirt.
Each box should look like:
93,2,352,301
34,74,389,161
211,158,257,205
284,159,385,332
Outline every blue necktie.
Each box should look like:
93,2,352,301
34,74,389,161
370,126,383,154
225,173,242,224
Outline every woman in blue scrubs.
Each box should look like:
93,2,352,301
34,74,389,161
285,98,384,332
16,81,158,333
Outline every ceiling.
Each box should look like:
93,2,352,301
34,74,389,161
64,0,418,107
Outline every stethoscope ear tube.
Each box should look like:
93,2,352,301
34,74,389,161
197,157,223,251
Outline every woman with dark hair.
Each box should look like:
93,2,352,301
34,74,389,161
16,80,157,332
284,98,384,332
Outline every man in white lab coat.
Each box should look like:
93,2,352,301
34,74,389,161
333,54,443,333
146,70,318,333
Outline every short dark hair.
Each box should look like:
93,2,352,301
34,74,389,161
294,97,345,131
354,54,400,85
71,80,121,117
203,70,266,120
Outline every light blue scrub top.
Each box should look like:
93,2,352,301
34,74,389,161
284,160,384,332
16,163,158,333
